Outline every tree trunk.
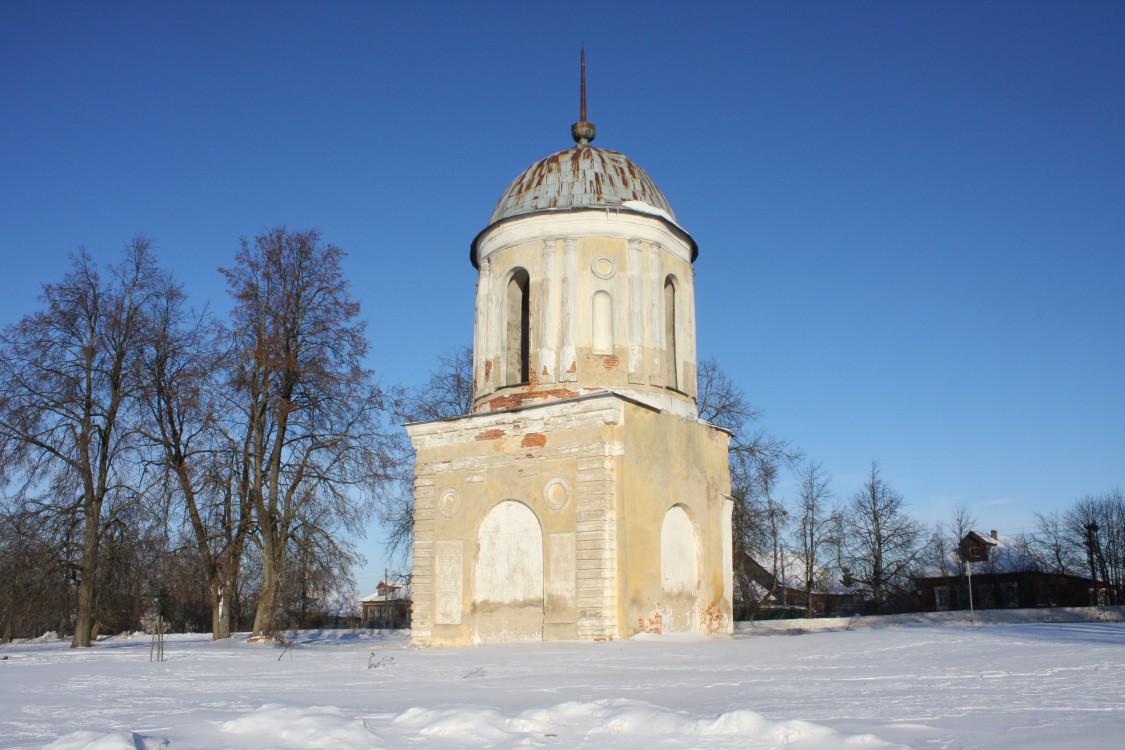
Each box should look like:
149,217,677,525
209,575,230,640
211,557,245,639
252,540,282,637
72,513,100,648
57,599,69,640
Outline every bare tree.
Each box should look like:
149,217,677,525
155,534,213,632
403,346,474,422
1024,510,1078,574
697,359,801,501
376,347,475,562
93,501,163,634
0,506,72,640
790,461,837,617
0,239,163,646
947,503,977,578
839,461,922,613
920,522,954,600
136,277,255,639
1065,490,1124,605
277,503,362,628
696,358,801,617
741,464,791,617
221,228,402,637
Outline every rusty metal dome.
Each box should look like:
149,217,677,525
488,145,679,225
471,53,696,266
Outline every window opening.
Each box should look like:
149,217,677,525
506,269,530,384
664,276,678,389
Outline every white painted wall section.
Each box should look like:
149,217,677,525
660,506,697,594
473,501,544,605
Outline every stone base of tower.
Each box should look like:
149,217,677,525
405,392,733,647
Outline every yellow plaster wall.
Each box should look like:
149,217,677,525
409,401,616,646
616,402,732,636
409,394,732,646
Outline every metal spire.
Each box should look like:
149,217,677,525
580,47,587,122
571,47,596,146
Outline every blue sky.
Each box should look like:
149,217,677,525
2,1,1122,588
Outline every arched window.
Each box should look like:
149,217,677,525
660,504,699,633
506,269,530,384
473,501,544,607
664,275,678,389
473,500,545,643
661,505,698,596
593,290,613,354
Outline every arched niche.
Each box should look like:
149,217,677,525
473,500,544,642
592,290,613,354
660,504,698,632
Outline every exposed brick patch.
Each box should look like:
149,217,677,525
601,355,620,370
701,603,725,634
484,361,492,380
520,432,546,448
541,365,549,378
486,388,580,412
475,428,506,441
567,361,577,373
638,609,663,635
487,396,517,411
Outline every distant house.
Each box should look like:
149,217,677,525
738,553,865,620
360,580,412,629
914,530,1100,611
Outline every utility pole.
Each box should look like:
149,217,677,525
966,559,974,625
959,539,975,625
780,544,787,608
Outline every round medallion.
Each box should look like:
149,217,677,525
438,489,461,519
591,256,616,280
543,478,571,511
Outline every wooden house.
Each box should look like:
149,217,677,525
361,581,412,629
914,530,1101,611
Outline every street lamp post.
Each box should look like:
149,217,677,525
966,558,974,625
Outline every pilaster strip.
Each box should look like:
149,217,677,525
560,237,578,382
574,446,617,639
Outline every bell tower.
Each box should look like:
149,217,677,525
470,51,700,419
407,57,732,646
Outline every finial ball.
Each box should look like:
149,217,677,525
571,120,596,146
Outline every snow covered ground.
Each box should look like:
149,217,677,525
3,608,1124,749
